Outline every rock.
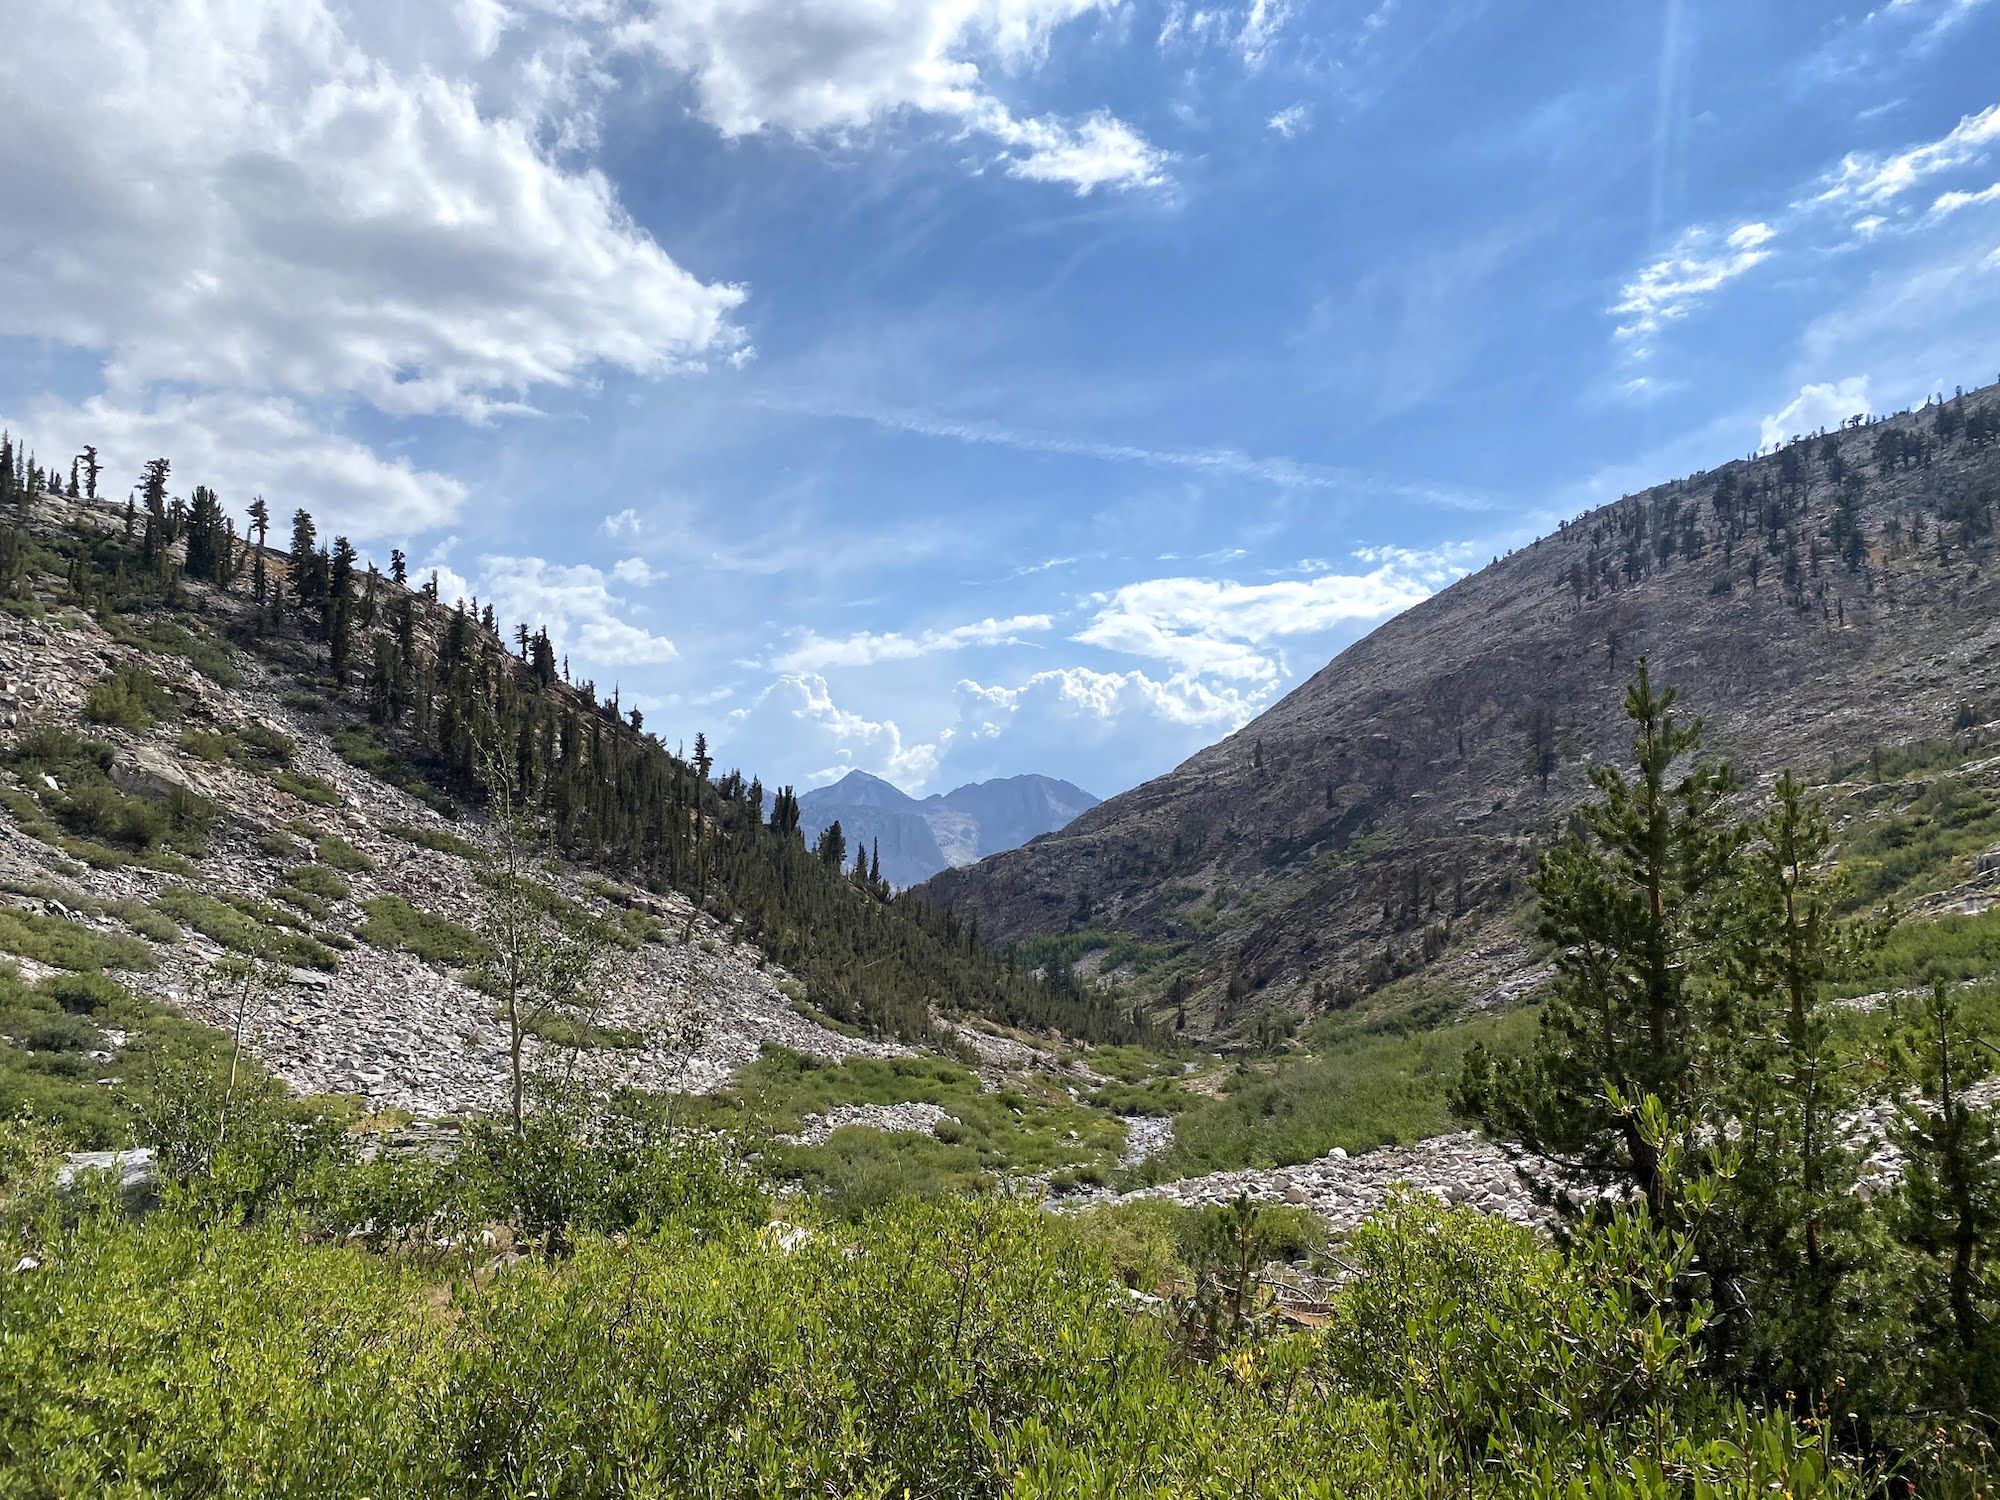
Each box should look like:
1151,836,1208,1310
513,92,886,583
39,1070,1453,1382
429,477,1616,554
56,1148,157,1200
108,745,196,799
1977,847,2000,876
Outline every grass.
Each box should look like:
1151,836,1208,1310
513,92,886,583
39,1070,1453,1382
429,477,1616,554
151,888,342,971
358,896,490,968
0,908,159,972
1836,904,2000,996
677,1046,1128,1216
1124,1005,1542,1185
0,960,256,1147
1837,774,2000,906
520,1013,645,1050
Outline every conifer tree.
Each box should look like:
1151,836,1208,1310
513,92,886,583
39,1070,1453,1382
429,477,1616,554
1454,662,1743,1223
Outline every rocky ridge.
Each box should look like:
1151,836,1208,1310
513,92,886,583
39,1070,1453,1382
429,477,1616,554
922,388,2000,1032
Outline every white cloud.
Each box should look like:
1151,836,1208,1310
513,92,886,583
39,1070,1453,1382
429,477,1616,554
1816,103,2000,207
618,0,1167,195
1612,222,1778,347
1759,377,1872,450
472,556,679,667
727,673,942,789
13,391,465,542
1930,182,2000,217
773,613,1054,671
1074,547,1472,683
1267,103,1312,139
1157,0,1298,67
0,1,748,425
967,665,1265,729
611,557,659,585
601,508,644,538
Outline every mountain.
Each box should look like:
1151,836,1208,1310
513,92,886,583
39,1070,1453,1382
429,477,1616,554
920,384,2000,1033
799,770,1099,888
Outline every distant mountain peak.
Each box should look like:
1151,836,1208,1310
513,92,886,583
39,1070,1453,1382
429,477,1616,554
798,771,1100,888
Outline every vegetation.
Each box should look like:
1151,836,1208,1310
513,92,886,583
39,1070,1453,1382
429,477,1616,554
1128,1006,1538,1184
358,896,489,969
153,887,342,970
1453,666,2000,1485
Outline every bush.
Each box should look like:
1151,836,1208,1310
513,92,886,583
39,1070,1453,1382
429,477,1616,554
0,908,159,972
358,896,489,968
151,888,341,971
315,834,374,873
82,665,175,729
283,864,350,902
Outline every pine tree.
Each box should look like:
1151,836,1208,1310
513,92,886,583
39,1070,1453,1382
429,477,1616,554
1710,772,1883,1393
1889,982,2000,1438
1453,662,1744,1223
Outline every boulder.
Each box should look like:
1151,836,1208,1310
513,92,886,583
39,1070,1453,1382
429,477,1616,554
108,745,197,799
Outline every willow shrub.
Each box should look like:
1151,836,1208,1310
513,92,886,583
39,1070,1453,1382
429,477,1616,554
0,1161,1866,1499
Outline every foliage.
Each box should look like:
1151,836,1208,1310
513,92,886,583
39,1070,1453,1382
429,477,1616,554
1132,1005,1537,1183
82,663,176,728
153,887,342,970
358,895,489,968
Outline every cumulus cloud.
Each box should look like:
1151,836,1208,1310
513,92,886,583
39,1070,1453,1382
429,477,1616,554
13,391,465,542
601,508,644,538
727,673,942,788
963,665,1264,729
471,556,679,667
1760,377,1872,450
0,1,747,424
773,614,1054,671
618,0,1167,194
1612,223,1778,347
611,557,659,585
1074,547,1472,684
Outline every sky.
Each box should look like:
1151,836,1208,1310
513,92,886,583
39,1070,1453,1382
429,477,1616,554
4,0,1999,801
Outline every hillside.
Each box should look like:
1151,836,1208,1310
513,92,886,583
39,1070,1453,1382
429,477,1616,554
799,769,1097,887
922,385,2000,1033
0,470,1150,1147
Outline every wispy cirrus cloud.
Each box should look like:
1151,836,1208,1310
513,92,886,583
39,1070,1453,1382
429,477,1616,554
770,396,1494,509
1613,223,1778,351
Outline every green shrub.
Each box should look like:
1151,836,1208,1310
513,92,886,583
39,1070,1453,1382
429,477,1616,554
108,899,179,944
283,864,350,902
358,896,489,968
151,888,340,970
386,822,480,860
269,770,341,807
82,665,176,729
314,834,374,872
0,908,158,972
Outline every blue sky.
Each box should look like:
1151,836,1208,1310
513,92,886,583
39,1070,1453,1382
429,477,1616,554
4,0,1999,799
